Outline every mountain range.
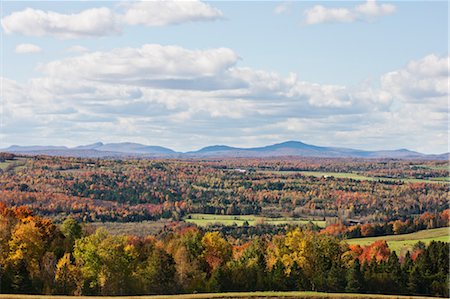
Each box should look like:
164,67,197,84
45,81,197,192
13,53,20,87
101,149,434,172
2,141,448,160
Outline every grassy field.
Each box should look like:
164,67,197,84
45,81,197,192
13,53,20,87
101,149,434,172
345,227,450,254
0,292,438,299
87,220,171,237
259,170,448,184
0,158,28,172
184,214,326,228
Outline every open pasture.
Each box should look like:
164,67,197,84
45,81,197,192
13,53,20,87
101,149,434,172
184,213,326,228
345,227,450,253
260,170,448,184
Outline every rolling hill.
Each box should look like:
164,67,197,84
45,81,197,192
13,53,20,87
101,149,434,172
2,140,447,159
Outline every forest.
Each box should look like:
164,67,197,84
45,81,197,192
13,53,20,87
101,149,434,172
0,154,448,296
0,154,448,226
0,205,448,296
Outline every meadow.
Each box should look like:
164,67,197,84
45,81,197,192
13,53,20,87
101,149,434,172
260,170,449,184
345,227,450,253
183,213,326,228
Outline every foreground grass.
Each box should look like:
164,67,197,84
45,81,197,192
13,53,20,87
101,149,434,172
0,292,439,299
184,214,326,228
346,227,450,254
0,292,440,299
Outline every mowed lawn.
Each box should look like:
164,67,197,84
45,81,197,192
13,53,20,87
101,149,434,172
0,292,439,299
184,214,326,228
345,227,450,253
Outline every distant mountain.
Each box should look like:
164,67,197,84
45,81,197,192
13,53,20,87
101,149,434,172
188,141,438,159
1,141,447,160
5,145,69,152
74,142,104,150
93,142,176,155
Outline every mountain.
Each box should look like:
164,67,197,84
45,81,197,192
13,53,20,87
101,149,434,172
74,142,104,150
188,141,435,159
5,145,69,152
1,141,446,160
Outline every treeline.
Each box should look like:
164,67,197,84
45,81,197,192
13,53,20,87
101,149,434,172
322,210,450,238
0,204,448,297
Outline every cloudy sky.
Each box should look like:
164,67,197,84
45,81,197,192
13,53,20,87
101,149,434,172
0,1,448,153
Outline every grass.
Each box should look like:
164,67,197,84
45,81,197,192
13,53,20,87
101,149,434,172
345,227,450,254
260,170,449,184
0,158,28,172
87,220,171,237
0,292,438,299
184,214,326,228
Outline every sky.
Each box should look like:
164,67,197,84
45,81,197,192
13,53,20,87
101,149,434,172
0,0,448,154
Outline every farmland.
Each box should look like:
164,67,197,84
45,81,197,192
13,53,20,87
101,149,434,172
184,214,326,228
346,227,450,253
260,170,449,184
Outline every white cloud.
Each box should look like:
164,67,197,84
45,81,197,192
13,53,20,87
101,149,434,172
38,44,239,82
2,7,120,39
274,1,292,15
381,54,449,101
1,1,223,39
121,0,222,26
304,0,396,25
355,0,396,18
1,48,447,153
304,6,355,25
14,43,42,54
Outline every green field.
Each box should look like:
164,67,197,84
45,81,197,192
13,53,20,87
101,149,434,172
184,214,326,228
0,292,437,299
0,158,28,172
260,170,448,184
87,220,171,237
346,227,450,254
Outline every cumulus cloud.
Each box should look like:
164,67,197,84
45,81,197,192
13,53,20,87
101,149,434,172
2,7,120,39
381,54,449,101
121,0,223,26
14,43,42,54
1,47,447,153
38,44,240,83
304,0,395,25
1,1,223,39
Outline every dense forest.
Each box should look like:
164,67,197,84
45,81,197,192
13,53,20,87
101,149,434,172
0,205,448,296
0,154,448,296
0,154,448,226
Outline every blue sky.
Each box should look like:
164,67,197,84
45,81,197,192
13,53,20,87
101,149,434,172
0,1,448,153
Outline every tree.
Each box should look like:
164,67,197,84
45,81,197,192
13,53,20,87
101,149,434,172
346,259,363,293
60,218,82,251
201,232,232,272
135,248,177,294
73,228,137,295
8,220,45,290
55,253,79,295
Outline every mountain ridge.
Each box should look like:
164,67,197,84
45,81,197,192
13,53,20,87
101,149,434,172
2,141,447,160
